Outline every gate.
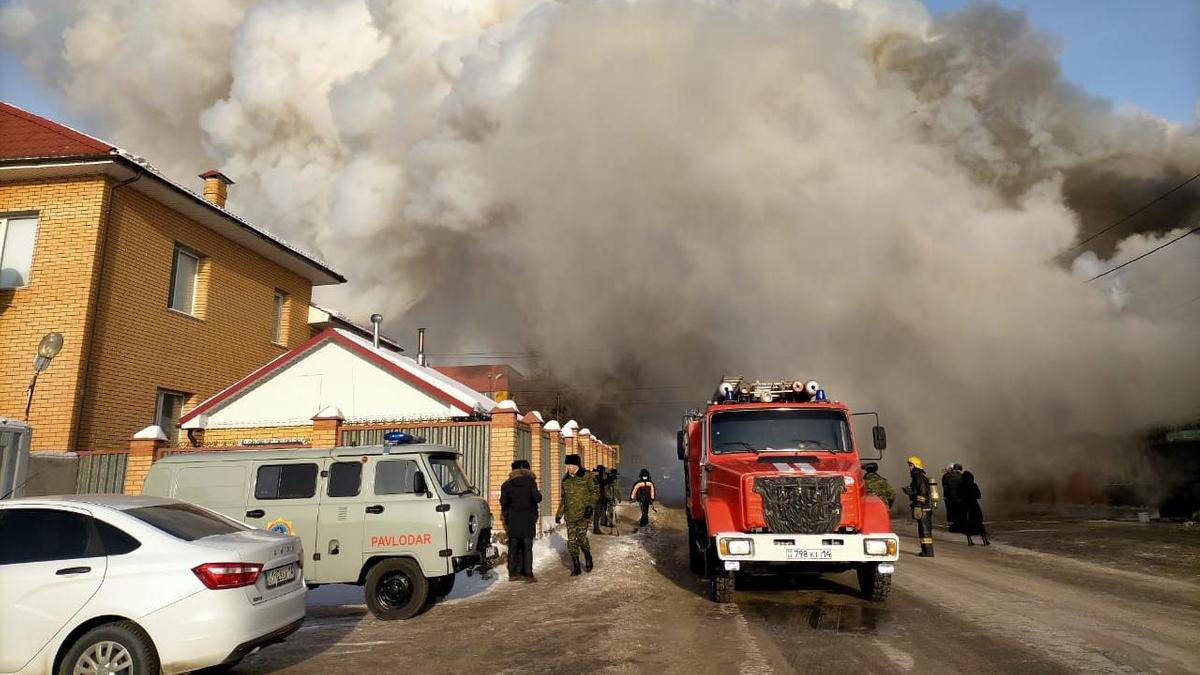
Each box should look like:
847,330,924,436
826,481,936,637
341,423,490,493
76,451,129,494
516,427,532,465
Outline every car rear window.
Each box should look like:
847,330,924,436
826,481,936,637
126,503,247,541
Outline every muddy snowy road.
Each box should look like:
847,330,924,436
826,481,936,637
236,506,1200,674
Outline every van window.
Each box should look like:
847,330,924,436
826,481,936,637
177,465,247,505
255,463,318,500
374,459,419,495
327,462,362,498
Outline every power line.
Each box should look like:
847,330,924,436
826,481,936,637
1087,224,1200,282
1063,171,1200,256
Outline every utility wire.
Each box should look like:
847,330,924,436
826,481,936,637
1062,171,1200,257
1087,224,1200,282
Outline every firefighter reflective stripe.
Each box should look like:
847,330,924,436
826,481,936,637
920,538,934,544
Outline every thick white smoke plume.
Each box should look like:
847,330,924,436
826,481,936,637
4,0,1198,496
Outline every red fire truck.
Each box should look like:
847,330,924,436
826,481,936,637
678,377,898,603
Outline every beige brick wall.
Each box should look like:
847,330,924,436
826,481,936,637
76,182,314,451
0,177,107,450
1,172,317,452
199,425,314,447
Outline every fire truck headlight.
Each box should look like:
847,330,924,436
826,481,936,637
719,538,754,556
864,539,895,556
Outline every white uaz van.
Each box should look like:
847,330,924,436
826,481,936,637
143,441,496,620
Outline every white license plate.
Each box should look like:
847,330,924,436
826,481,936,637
724,560,741,571
786,548,833,560
264,563,297,589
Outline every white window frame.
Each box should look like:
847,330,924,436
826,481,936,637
168,245,200,315
272,289,287,344
154,389,188,447
0,214,39,290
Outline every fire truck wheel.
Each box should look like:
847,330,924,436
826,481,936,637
710,571,735,603
857,566,892,602
688,531,705,575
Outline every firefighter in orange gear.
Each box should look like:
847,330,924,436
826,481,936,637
903,455,935,557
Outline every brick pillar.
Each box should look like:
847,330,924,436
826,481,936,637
311,405,344,448
124,425,167,495
488,403,520,521
544,421,563,520
578,429,592,468
523,411,544,480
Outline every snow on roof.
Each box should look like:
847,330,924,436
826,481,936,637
495,399,520,413
563,420,579,431
543,420,561,431
525,410,544,424
333,329,495,412
579,428,591,436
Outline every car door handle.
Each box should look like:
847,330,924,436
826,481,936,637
245,509,265,519
365,505,384,514
56,566,90,576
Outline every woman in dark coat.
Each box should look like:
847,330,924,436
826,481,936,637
500,460,542,580
960,471,990,546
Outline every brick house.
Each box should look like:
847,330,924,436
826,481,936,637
0,101,344,453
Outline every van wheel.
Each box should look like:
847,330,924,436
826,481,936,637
431,574,456,598
366,558,429,620
58,621,159,675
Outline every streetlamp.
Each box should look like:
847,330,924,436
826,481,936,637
24,332,63,420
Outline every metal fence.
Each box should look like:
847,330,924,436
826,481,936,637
76,452,128,494
540,433,553,495
341,424,491,494
516,427,532,465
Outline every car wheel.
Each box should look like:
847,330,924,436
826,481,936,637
58,621,159,675
366,558,429,620
431,574,456,599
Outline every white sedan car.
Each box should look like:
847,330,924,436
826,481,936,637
0,495,305,675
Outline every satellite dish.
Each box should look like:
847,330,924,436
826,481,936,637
37,332,63,359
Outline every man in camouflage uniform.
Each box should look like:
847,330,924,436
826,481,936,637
555,453,599,576
861,462,895,509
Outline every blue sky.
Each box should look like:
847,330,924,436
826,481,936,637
1,1,1197,126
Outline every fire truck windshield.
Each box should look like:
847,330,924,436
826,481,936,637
710,409,851,454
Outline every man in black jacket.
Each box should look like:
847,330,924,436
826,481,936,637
500,459,542,581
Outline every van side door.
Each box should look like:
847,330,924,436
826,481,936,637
363,455,449,577
246,460,321,578
313,458,367,583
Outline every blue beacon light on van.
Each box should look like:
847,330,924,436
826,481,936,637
383,431,421,445
815,389,827,402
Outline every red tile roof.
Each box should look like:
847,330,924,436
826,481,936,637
0,101,113,159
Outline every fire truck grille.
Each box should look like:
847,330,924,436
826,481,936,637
753,475,845,534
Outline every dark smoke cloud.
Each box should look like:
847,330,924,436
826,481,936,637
4,0,1197,499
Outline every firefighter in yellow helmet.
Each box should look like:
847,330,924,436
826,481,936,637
903,455,935,557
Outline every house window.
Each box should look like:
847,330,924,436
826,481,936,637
0,215,38,289
272,289,288,344
155,389,187,447
168,245,200,314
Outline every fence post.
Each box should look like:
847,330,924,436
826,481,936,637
523,410,544,480
124,425,167,495
578,428,592,469
488,401,520,522
311,405,344,448
544,421,562,521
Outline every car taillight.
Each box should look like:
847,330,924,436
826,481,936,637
192,562,262,590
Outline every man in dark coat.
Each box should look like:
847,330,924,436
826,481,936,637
902,455,934,557
500,459,542,581
592,465,615,533
942,463,964,533
960,470,990,546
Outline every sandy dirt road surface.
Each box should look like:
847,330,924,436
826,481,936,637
237,506,1200,674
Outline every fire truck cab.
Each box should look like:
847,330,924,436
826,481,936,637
679,377,898,603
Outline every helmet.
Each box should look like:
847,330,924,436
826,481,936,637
906,455,923,469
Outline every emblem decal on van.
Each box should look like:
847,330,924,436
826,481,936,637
266,517,295,535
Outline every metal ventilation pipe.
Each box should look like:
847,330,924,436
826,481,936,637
417,328,427,366
370,314,383,349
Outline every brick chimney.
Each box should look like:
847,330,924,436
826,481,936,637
199,170,234,208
